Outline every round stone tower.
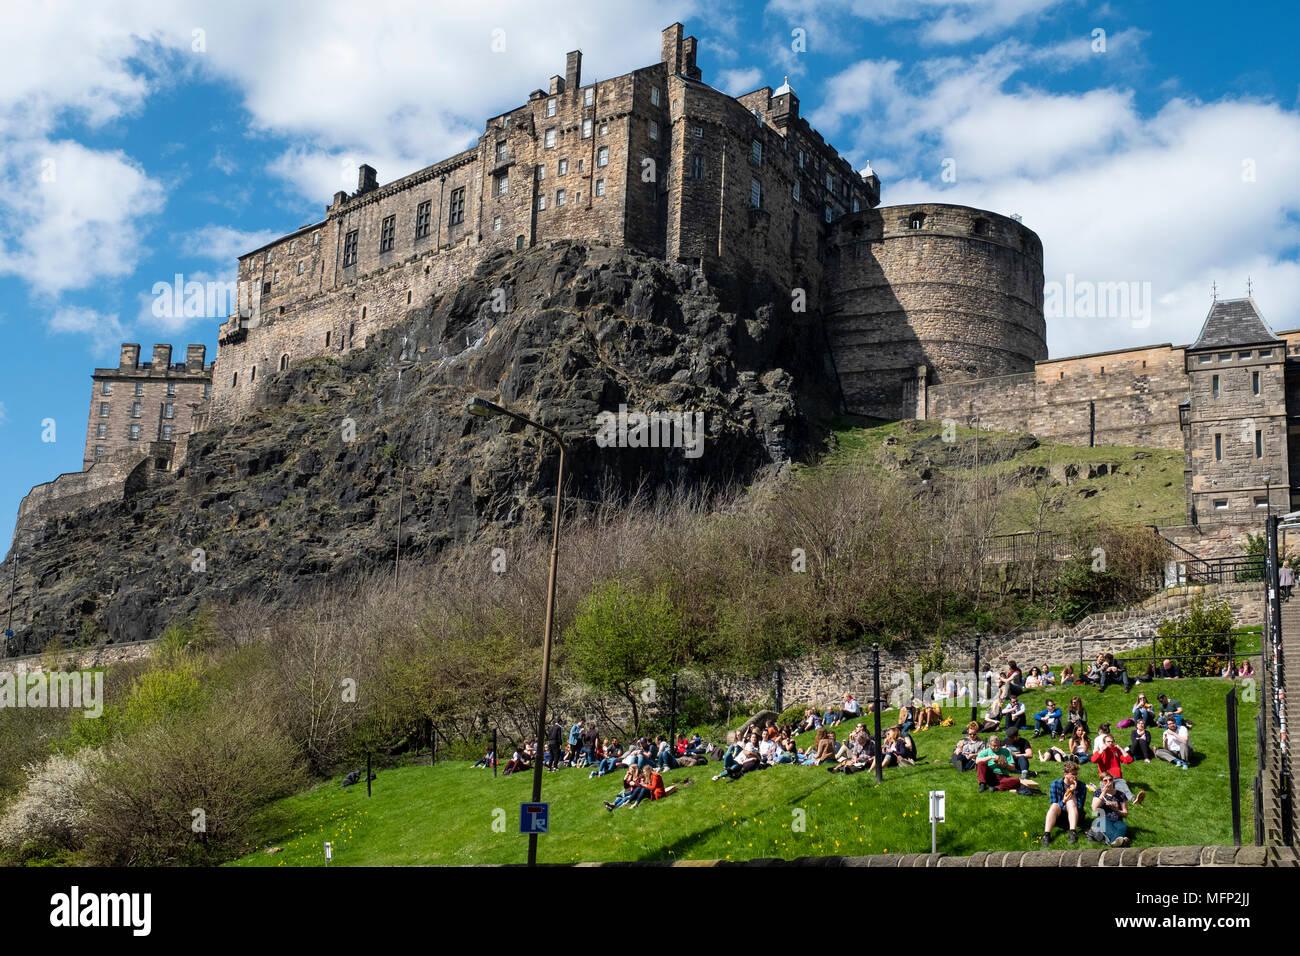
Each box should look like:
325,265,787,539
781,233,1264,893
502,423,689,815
824,203,1047,419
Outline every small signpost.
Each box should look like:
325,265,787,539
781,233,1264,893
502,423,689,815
324,841,333,867
520,802,549,835
928,790,946,855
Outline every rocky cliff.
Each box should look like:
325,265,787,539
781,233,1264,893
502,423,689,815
2,242,843,651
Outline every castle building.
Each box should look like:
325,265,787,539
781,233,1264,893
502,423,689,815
84,343,212,470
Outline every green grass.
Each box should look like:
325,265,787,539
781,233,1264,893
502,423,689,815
820,417,1186,531
229,673,1258,867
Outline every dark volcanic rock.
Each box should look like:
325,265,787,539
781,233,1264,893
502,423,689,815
2,242,842,652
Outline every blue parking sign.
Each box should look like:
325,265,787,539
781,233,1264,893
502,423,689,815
520,802,549,834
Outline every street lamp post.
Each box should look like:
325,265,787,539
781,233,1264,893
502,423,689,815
467,397,566,867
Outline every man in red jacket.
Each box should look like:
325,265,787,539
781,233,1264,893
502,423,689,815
1089,733,1146,805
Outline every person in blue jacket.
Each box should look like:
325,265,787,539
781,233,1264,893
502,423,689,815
1032,699,1063,739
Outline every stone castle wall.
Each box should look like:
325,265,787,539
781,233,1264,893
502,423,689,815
825,203,1047,419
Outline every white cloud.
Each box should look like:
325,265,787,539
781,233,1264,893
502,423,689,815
178,225,280,266
717,67,765,96
49,306,126,356
0,139,164,294
767,0,1073,47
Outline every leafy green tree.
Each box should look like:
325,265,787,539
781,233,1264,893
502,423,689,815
1155,596,1238,675
564,581,686,733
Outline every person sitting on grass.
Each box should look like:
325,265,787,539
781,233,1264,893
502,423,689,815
1098,654,1131,693
899,725,920,763
654,735,679,771
797,709,818,734
1003,727,1035,777
626,767,686,808
1092,722,1113,754
952,722,985,772
1156,694,1185,726
880,727,916,767
1129,720,1155,763
1238,660,1255,678
1157,658,1184,679
1032,699,1063,739
1156,717,1192,769
1131,693,1156,727
1001,695,1027,733
1089,733,1145,804
1059,663,1077,685
1064,696,1089,738
998,661,1025,701
823,703,840,728
1042,724,1091,764
1088,772,1132,847
502,745,531,775
898,701,918,735
473,748,495,769
1041,760,1088,846
604,765,644,810
978,700,1003,734
590,739,623,777
917,699,943,731
976,734,1039,795
1025,666,1046,689
809,727,838,765
715,730,764,781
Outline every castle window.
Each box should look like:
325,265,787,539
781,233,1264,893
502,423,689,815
135,382,144,396
1218,352,1232,362
825,171,834,192
1256,431,1263,458
536,164,546,181
312,231,320,245
578,159,583,171
972,219,988,235
690,154,705,180
584,87,594,107
1212,374,1219,397
1142,360,1147,368
537,194,547,211
262,280,272,295
793,179,800,202
1239,350,1252,360
496,141,507,162
597,147,609,167
752,109,763,125
379,215,396,253
1254,371,1261,395
325,331,331,347
649,121,659,141
297,261,305,275
556,188,567,206
1060,371,1064,379
852,197,860,213
798,149,805,169
94,446,104,458
349,322,355,341
693,126,703,138
273,269,279,283
595,178,605,197
651,87,661,107
493,216,501,231
825,205,833,223
558,158,568,175
599,122,608,135
751,140,762,166
575,191,581,202
96,423,107,439
1213,499,1228,510
546,97,556,117
131,401,142,419
909,213,925,229
101,381,111,396
416,200,432,237
544,129,557,149
516,235,525,250
1197,354,1211,363
280,354,288,371
448,188,466,225
343,230,358,267
750,179,762,208
164,403,174,419
1260,348,1273,357
582,119,592,139
129,425,140,441
361,307,367,319
167,382,176,397
407,290,412,304
251,365,256,382
1100,366,1105,374
289,240,296,253
1256,496,1269,508
497,174,509,196
1214,433,1222,461
204,384,211,399
162,425,173,441
232,372,238,387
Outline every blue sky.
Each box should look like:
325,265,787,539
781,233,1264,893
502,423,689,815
1,0,1298,549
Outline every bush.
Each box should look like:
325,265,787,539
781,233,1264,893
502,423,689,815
0,749,103,861
1156,596,1238,676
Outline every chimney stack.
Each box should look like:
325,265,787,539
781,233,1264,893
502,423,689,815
565,50,582,91
357,164,378,194
661,23,684,75
120,343,140,369
152,344,173,368
186,344,206,371
682,36,701,80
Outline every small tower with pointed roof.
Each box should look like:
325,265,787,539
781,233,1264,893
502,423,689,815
1181,297,1289,524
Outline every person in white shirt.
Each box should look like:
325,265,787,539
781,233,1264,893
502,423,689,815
1156,718,1192,769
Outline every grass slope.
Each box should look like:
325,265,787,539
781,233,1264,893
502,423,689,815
230,674,1257,867
824,417,1186,531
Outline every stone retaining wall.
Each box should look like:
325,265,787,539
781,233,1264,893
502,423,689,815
1,640,156,675
574,845,1272,867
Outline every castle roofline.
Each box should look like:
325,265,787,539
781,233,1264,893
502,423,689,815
1188,296,1279,350
1037,342,1178,365
239,217,328,261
